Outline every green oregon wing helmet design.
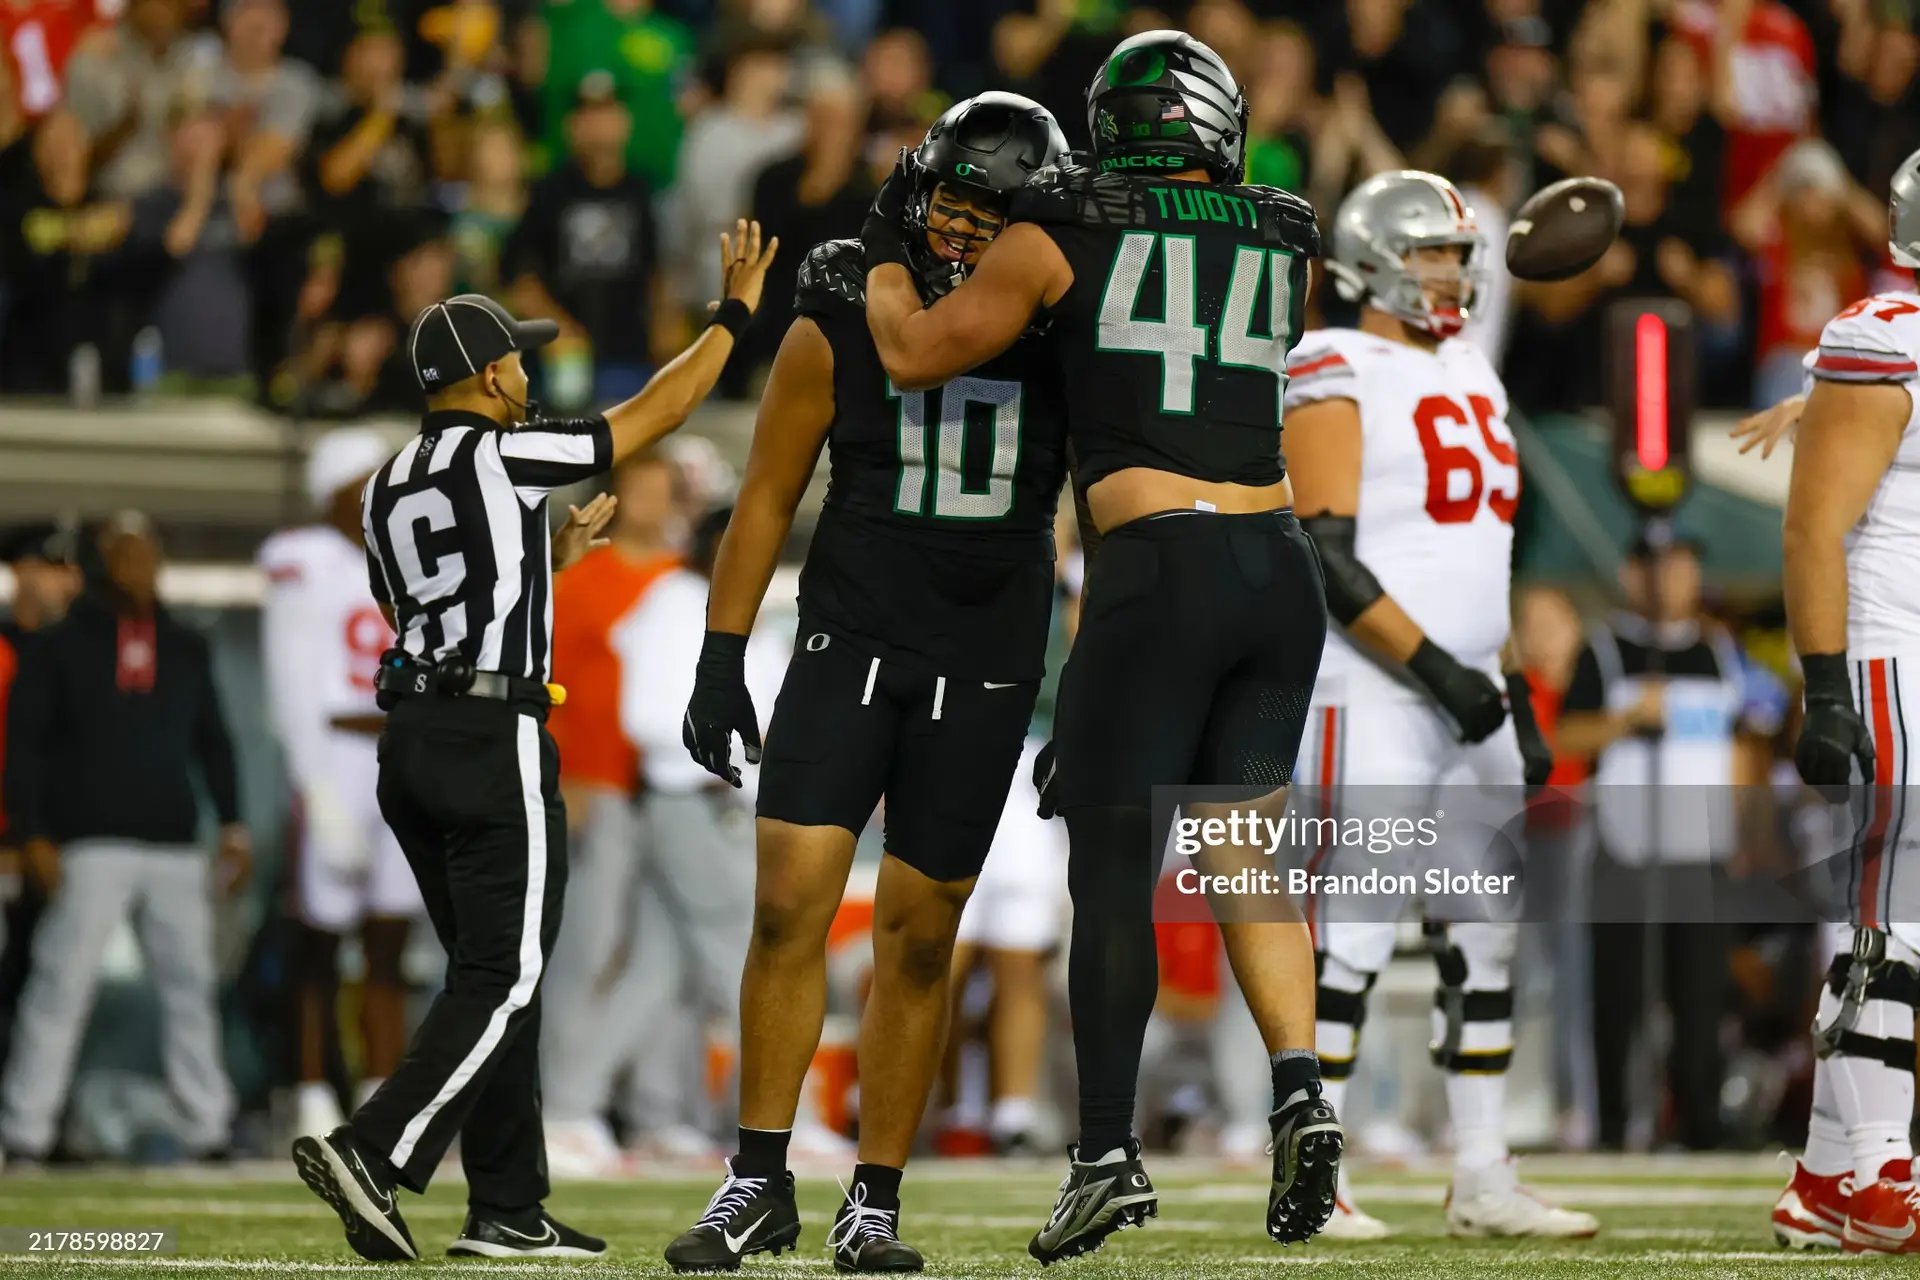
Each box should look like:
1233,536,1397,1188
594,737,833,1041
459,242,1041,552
1085,30,1248,184
1892,145,1920,268
902,91,1069,298
1325,169,1487,340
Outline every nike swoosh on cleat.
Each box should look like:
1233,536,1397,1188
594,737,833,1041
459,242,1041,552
984,681,1020,689
343,1147,395,1214
1853,1220,1917,1243
723,1210,772,1254
492,1221,559,1246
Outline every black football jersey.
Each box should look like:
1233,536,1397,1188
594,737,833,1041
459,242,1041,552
1010,165,1320,490
791,239,1069,682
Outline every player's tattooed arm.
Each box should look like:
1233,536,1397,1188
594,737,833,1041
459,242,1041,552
865,223,1072,391
705,317,836,637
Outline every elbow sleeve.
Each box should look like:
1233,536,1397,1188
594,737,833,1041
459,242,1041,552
1300,514,1385,626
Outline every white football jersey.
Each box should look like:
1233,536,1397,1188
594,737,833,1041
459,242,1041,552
1284,328,1519,704
1807,290,1920,660
257,525,393,793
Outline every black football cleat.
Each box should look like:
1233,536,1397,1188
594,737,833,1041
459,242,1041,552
1027,1144,1158,1265
827,1183,923,1272
447,1206,606,1257
292,1125,418,1262
664,1159,802,1272
1267,1087,1344,1243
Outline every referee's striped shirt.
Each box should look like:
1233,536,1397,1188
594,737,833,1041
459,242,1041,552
362,409,613,682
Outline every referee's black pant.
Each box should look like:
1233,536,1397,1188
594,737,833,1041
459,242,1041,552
351,692,567,1211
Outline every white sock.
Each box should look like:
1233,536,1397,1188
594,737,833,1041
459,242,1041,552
990,1096,1038,1141
1802,1057,1852,1177
1819,982,1917,1184
1320,1076,1348,1123
297,1081,335,1111
1445,1070,1509,1173
947,1042,990,1130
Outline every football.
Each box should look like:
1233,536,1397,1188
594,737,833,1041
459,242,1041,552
1505,176,1625,282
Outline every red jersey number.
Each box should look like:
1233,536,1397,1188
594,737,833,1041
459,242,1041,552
344,606,390,693
1835,298,1920,323
1412,393,1520,525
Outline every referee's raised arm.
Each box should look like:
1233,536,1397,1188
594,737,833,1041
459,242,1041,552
601,220,780,461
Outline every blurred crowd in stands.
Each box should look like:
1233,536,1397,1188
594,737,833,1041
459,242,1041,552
0,0,1915,416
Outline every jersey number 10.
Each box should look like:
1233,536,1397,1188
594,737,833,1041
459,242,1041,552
890,377,1023,521
1097,231,1296,416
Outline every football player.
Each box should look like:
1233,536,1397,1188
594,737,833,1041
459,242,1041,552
258,429,424,1138
861,32,1340,1258
1281,170,1592,1239
1771,146,1920,1256
669,93,1070,1273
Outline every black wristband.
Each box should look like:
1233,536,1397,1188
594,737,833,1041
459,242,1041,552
709,298,751,340
1406,638,1460,689
1801,651,1853,704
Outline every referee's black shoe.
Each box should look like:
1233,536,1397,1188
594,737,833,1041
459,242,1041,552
1027,1144,1158,1264
448,1206,606,1257
292,1125,418,1261
827,1184,923,1272
664,1159,802,1272
1267,1087,1344,1244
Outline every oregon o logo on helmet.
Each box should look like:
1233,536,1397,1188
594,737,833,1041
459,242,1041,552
953,161,982,177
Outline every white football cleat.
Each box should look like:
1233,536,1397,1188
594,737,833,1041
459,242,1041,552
1318,1192,1391,1240
1445,1159,1599,1238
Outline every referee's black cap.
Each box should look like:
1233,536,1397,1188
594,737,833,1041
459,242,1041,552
408,295,560,393
1,521,75,565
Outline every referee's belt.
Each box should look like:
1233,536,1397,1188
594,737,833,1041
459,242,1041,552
376,649,568,709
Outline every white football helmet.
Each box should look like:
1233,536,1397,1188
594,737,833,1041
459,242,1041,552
1326,170,1487,339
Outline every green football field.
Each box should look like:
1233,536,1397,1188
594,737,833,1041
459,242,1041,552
0,1153,1879,1277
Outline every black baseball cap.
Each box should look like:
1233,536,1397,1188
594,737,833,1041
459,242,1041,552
407,294,560,394
1,522,75,565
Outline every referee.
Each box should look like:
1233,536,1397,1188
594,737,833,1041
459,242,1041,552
293,221,777,1262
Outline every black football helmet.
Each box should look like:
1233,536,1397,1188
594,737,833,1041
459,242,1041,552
1085,30,1247,184
902,91,1068,297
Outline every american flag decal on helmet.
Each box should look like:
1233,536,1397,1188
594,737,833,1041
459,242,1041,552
1160,102,1185,121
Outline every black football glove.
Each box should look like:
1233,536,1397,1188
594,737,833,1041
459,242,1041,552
1797,652,1875,792
1033,739,1059,820
1506,671,1555,794
861,149,914,276
683,630,762,788
1408,638,1507,744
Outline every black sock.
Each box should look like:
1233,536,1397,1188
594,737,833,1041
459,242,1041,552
735,1126,791,1179
1064,805,1159,1161
849,1162,903,1211
1271,1049,1322,1114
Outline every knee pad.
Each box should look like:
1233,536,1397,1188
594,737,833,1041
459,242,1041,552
1315,950,1377,1082
1426,921,1514,1074
1816,926,1920,1071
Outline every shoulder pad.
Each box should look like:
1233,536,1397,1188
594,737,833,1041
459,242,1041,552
1811,295,1920,384
1011,162,1153,230
1238,185,1321,257
795,238,865,313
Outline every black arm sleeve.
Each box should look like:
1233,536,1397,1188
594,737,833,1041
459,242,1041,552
1298,514,1385,626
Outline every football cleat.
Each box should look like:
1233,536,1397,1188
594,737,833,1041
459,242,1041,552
1267,1089,1344,1243
826,1182,923,1273
1027,1145,1158,1264
1445,1159,1598,1238
1772,1159,1850,1250
1843,1177,1920,1254
291,1126,418,1262
447,1208,606,1258
664,1159,802,1272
